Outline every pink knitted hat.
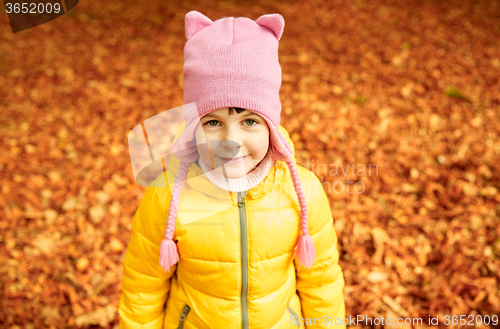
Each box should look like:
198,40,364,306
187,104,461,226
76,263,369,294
159,11,316,273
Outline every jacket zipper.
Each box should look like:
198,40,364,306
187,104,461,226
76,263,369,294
238,191,249,329
177,305,191,329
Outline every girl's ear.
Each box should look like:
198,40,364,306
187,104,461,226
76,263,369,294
256,13,285,40
185,11,214,40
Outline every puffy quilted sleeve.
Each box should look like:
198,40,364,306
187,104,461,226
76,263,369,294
293,168,346,329
119,181,175,329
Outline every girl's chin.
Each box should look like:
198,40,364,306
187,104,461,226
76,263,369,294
216,167,252,179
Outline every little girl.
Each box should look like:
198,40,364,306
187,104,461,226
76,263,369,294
119,11,346,329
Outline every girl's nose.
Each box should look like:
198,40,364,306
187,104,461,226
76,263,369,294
220,138,241,150
220,127,242,150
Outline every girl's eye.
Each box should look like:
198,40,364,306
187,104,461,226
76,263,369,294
244,119,257,126
205,120,219,127
204,119,258,127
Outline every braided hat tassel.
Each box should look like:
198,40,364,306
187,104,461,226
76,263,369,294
159,161,190,273
286,160,317,270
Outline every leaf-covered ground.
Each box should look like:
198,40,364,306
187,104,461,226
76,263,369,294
1,0,499,328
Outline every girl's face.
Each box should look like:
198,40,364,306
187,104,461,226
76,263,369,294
194,107,270,179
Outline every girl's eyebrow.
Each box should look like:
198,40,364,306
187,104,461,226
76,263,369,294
202,112,259,120
202,113,222,119
240,112,260,118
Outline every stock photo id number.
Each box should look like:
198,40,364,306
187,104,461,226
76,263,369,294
3,0,79,32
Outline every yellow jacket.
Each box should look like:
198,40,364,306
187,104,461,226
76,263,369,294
119,124,346,329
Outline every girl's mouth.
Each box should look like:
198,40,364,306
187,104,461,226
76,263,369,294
219,155,246,164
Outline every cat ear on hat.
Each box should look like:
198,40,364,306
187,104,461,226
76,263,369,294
185,11,213,40
255,13,285,40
